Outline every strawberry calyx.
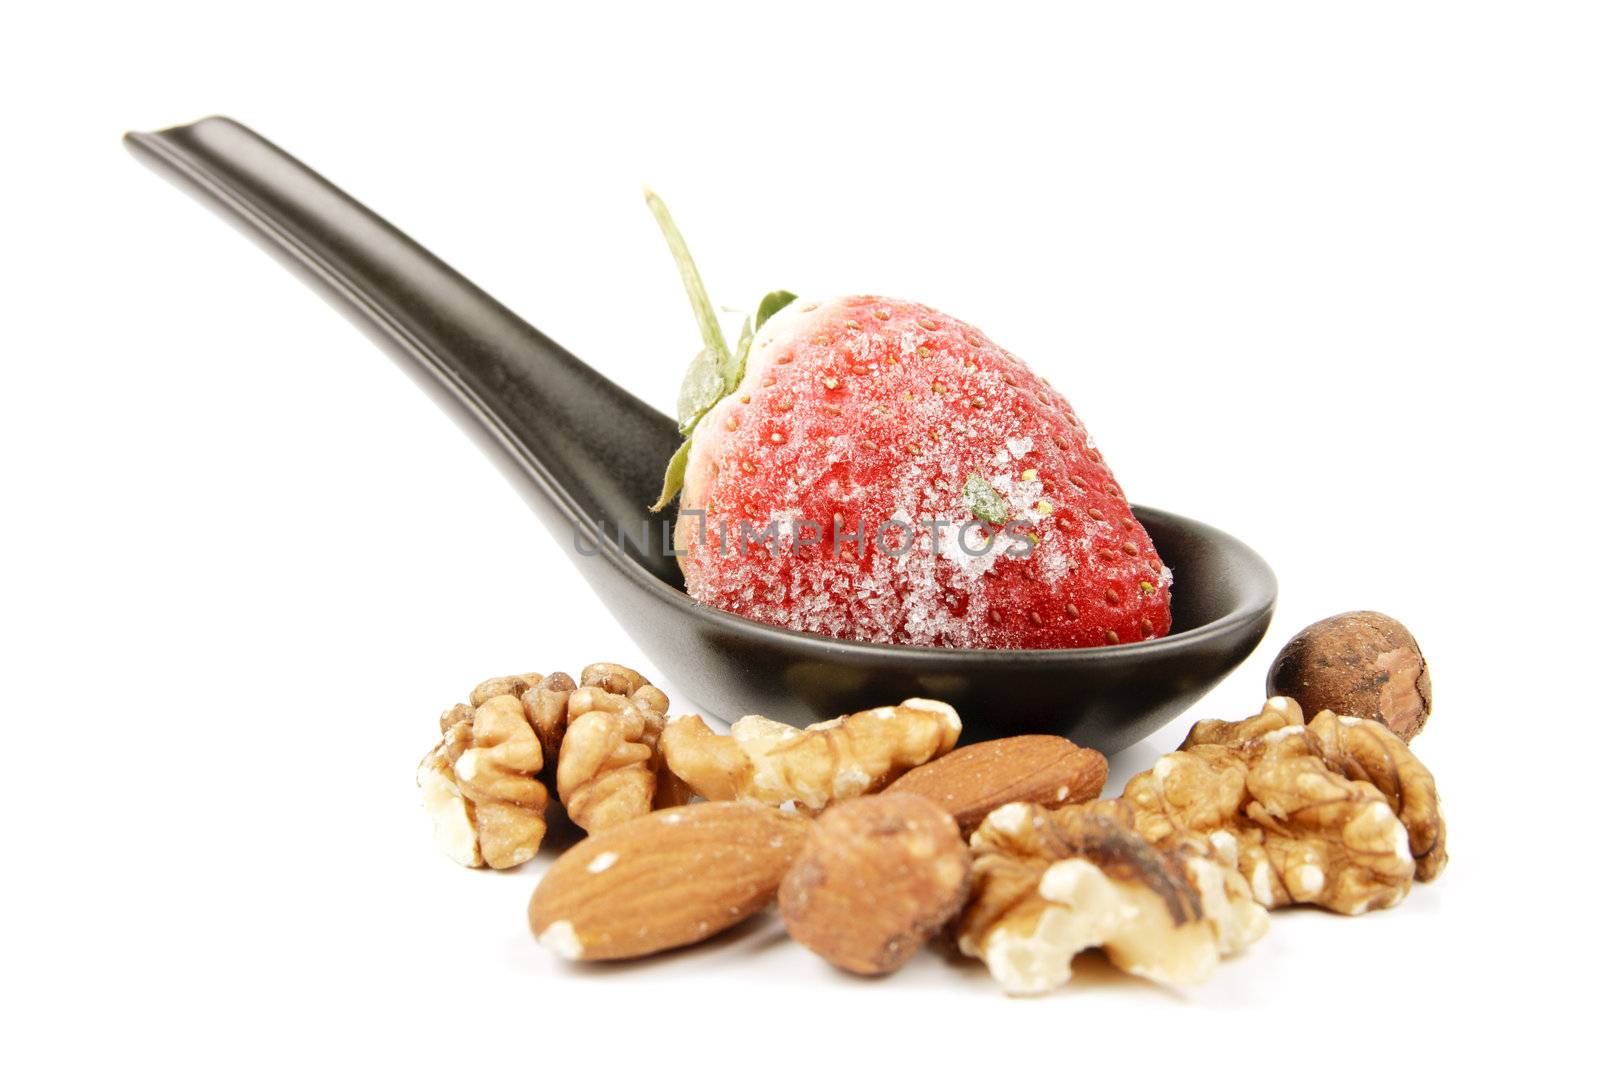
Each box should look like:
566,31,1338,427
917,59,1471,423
645,189,794,510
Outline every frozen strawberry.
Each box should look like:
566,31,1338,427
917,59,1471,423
647,193,1171,649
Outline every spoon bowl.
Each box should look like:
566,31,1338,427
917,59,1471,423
126,117,1275,751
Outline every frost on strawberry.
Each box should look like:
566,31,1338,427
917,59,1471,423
646,194,1172,650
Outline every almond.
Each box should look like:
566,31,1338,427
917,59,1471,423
779,794,971,975
884,735,1108,832
528,802,807,961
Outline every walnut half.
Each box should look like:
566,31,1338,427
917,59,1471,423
957,802,1266,995
1124,698,1448,915
555,663,689,833
659,699,962,812
417,694,549,869
467,671,577,762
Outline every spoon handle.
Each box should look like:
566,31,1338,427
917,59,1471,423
124,116,682,582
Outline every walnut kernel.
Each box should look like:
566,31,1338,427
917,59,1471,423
417,694,549,869
957,803,1263,995
659,699,961,812
468,671,576,760
1124,698,1448,914
556,670,680,832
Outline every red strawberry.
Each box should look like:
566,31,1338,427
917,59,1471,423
647,194,1171,649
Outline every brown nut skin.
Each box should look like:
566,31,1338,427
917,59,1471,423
779,794,971,976
885,735,1108,833
1267,611,1431,743
530,802,808,962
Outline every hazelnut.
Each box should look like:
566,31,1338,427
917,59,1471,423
1266,611,1431,742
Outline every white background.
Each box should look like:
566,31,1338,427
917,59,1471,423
3,2,1594,1062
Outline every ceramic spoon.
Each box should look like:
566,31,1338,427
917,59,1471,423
125,116,1275,751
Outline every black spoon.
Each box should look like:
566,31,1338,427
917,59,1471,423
125,116,1275,752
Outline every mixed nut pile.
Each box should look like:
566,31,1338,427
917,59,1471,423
417,610,1445,995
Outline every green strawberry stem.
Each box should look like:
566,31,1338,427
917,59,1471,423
643,192,798,513
645,188,731,367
